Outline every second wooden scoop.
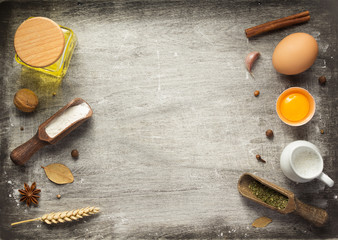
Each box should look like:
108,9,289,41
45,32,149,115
10,98,93,165
238,173,328,227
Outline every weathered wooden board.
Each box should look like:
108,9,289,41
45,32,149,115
0,0,337,239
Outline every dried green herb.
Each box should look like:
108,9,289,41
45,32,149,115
249,180,288,209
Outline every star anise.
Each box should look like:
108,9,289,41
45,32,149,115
18,182,41,206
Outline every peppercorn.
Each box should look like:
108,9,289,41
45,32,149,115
57,194,61,199
266,129,273,138
20,126,24,131
318,76,326,85
320,129,324,134
254,90,260,97
71,149,79,159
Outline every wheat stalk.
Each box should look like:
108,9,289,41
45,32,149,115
11,206,100,226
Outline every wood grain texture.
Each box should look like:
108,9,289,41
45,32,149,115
10,98,92,165
14,17,65,68
10,133,48,165
238,173,328,227
294,198,329,228
0,0,338,239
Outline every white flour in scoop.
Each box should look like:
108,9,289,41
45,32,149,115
45,102,90,138
292,149,320,178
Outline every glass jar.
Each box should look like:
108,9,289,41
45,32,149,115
14,17,77,78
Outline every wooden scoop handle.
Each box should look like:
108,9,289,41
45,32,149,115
10,133,48,165
294,198,328,227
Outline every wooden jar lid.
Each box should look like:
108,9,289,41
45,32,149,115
14,17,65,68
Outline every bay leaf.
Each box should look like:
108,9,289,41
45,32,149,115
252,216,272,228
42,163,74,184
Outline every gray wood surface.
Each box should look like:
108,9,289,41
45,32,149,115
0,0,337,239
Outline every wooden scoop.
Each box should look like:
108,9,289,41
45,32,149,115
238,173,328,227
10,98,93,165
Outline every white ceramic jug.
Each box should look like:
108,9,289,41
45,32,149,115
280,140,334,187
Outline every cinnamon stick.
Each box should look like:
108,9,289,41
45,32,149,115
245,11,310,38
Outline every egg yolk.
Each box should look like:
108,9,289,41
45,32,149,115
280,93,310,122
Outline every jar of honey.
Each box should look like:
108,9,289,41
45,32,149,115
14,17,77,78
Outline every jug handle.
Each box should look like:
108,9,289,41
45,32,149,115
317,172,334,187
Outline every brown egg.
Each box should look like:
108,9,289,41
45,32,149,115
272,33,318,75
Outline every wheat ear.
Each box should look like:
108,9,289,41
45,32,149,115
11,206,100,226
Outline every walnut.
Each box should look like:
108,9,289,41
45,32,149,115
13,89,38,112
